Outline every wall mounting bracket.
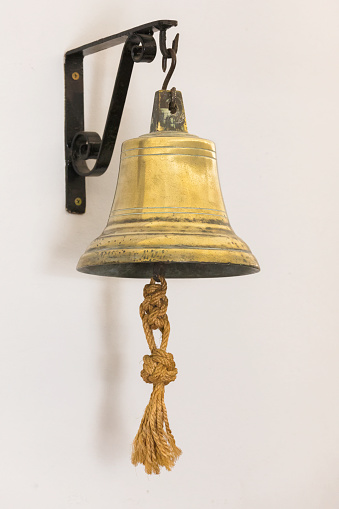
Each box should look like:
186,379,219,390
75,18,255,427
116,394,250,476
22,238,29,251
64,20,178,213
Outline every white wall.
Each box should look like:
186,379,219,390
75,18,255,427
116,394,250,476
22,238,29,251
1,1,339,507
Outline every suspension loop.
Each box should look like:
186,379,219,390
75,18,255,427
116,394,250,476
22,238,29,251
169,87,177,114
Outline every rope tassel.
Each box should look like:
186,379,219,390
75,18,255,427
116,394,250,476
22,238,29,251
131,276,181,474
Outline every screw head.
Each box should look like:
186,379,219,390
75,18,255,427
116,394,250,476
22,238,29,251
72,72,80,80
74,197,82,206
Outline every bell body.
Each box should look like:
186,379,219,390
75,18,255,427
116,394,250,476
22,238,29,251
77,91,260,278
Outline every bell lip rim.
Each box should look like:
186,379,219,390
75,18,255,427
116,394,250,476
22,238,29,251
76,261,260,279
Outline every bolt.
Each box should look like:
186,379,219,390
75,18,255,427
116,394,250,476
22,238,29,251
72,72,80,80
74,197,82,206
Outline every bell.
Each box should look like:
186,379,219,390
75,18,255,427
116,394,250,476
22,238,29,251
77,90,260,278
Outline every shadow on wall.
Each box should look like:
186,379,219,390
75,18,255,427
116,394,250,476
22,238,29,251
49,216,128,461
47,18,141,462
45,24,132,460
96,279,128,460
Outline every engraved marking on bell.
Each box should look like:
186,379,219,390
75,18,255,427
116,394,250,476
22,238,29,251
75,197,82,206
72,72,80,80
83,245,253,254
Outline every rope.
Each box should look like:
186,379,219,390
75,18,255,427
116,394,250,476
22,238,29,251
131,276,181,474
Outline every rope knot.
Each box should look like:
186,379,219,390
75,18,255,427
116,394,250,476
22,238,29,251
140,278,169,332
141,349,177,385
132,275,181,474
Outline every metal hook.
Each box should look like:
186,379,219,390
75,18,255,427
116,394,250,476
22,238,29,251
162,48,177,90
160,30,171,61
160,32,179,90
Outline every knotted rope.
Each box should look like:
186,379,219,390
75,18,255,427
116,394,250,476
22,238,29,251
131,276,181,474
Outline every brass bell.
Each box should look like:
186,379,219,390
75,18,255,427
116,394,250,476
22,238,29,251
77,90,260,278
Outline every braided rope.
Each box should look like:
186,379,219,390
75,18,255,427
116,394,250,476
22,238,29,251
131,276,181,474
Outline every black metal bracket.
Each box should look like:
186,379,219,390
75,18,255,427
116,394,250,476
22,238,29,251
65,20,178,213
